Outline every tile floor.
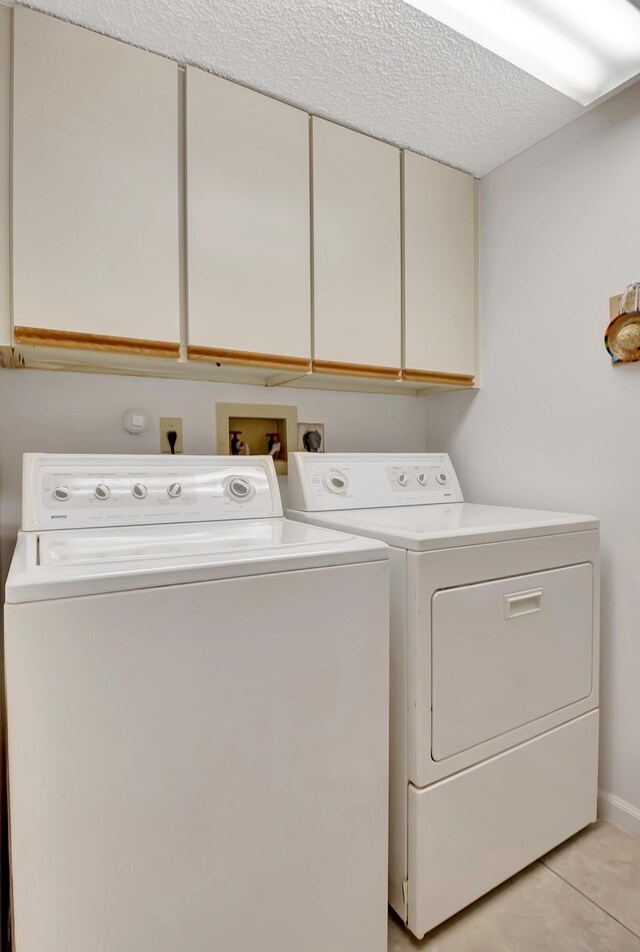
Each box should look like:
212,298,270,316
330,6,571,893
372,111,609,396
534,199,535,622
389,822,640,951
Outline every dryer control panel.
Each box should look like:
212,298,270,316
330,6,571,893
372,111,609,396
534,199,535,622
287,453,464,511
22,454,283,530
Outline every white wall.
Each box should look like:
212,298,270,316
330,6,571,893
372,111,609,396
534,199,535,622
0,367,428,584
425,81,640,831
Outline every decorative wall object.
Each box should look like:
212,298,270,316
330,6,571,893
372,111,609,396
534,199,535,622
606,284,640,364
297,423,325,453
215,402,297,475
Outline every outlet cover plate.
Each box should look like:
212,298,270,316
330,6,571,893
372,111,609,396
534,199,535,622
160,417,183,454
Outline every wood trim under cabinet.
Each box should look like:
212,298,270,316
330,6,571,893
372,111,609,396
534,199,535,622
13,326,180,358
402,368,475,387
312,359,401,380
188,345,311,373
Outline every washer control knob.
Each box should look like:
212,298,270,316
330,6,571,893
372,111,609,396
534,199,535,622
53,486,70,502
324,471,348,495
94,484,111,500
132,483,147,499
228,477,252,499
417,473,427,486
167,482,182,498
397,472,409,487
436,473,448,485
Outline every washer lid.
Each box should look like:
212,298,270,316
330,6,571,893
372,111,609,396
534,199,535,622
286,502,598,551
6,519,388,603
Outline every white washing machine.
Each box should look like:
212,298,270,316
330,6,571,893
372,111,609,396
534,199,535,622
4,454,390,952
286,452,600,939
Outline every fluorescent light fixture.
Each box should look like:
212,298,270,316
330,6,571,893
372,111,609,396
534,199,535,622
402,0,640,105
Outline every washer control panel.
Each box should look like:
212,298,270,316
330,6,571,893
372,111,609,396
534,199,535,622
287,453,463,512
22,454,282,531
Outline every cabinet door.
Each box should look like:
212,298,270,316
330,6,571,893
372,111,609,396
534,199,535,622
403,150,476,381
312,118,401,373
187,69,311,371
0,5,10,347
12,8,180,354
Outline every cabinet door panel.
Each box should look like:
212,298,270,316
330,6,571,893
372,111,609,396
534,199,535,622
187,69,310,363
312,118,401,369
403,150,476,377
0,5,10,347
12,7,180,349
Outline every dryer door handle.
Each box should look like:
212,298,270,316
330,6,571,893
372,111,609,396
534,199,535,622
503,588,543,620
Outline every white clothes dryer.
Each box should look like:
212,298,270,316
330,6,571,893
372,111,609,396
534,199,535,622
286,452,600,939
4,454,390,952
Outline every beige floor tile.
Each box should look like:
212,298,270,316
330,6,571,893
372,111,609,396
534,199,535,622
542,822,640,937
388,861,640,952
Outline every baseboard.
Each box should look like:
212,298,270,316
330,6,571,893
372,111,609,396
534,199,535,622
598,789,640,840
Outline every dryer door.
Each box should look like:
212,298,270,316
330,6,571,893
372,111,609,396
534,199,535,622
431,564,593,761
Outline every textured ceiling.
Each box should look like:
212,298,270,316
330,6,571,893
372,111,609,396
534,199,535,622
19,0,586,176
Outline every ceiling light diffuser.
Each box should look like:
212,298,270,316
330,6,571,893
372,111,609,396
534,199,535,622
402,0,640,105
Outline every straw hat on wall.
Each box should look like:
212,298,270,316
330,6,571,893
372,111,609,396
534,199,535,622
605,283,640,364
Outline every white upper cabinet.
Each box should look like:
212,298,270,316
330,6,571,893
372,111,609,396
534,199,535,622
6,6,477,392
0,5,10,348
186,69,311,367
12,7,180,352
403,150,477,379
312,118,402,372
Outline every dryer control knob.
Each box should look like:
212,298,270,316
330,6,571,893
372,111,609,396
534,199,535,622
417,473,427,486
53,486,70,502
132,483,147,499
324,471,348,495
94,484,111,500
436,473,448,485
167,482,182,498
397,472,409,486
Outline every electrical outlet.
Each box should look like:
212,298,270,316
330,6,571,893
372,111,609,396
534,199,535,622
160,417,183,455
